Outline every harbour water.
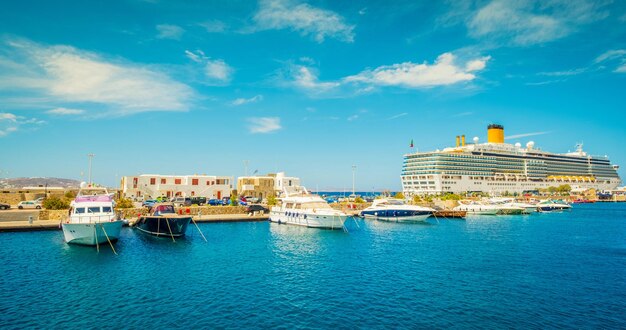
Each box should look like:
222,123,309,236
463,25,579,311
1,204,625,328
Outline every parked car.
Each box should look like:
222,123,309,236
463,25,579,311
244,196,261,203
18,201,42,209
0,202,10,210
142,199,157,208
208,199,224,206
246,205,269,215
190,197,207,205
171,197,192,207
35,197,46,203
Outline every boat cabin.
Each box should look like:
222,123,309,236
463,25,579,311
150,203,177,216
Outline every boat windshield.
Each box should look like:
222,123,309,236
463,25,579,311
153,205,175,214
301,202,332,209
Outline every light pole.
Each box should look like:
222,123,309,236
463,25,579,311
244,160,249,176
352,165,356,196
87,153,95,185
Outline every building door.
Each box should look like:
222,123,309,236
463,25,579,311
217,191,221,199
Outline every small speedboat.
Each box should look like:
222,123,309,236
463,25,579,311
536,200,572,212
360,199,434,222
134,203,192,237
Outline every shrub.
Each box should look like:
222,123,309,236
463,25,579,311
355,196,365,203
115,197,134,209
440,193,462,201
393,192,405,199
43,196,70,210
64,191,76,199
230,195,238,206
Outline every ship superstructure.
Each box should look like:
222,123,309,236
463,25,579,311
402,124,621,195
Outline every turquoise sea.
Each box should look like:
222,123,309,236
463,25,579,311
1,203,625,328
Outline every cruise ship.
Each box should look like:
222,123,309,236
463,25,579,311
402,124,621,195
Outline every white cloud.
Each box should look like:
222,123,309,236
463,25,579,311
345,53,490,88
594,49,626,73
0,38,193,116
253,0,355,43
467,0,609,46
205,59,232,82
538,68,587,76
505,131,550,139
156,24,185,40
347,115,359,121
387,112,408,120
0,112,45,137
232,95,263,106
248,117,281,133
46,107,85,115
594,50,626,63
199,20,227,33
185,50,233,84
292,65,340,91
0,113,17,122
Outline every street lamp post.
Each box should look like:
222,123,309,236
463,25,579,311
352,165,357,196
87,153,95,185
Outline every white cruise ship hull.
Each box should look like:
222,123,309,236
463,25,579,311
62,221,123,246
269,211,347,229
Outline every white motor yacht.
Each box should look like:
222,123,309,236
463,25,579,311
270,187,348,229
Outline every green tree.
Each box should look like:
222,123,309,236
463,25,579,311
230,195,238,206
412,195,422,204
43,196,70,210
393,192,405,199
354,196,365,203
64,191,76,199
267,193,277,206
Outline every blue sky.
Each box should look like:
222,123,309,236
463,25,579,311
1,0,625,191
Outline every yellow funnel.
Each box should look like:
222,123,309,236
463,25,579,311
487,124,504,144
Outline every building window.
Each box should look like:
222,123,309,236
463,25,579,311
175,178,181,184
161,178,166,184
132,177,138,189
207,181,211,185
150,178,156,185
192,179,199,186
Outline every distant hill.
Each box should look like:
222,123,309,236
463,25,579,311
0,177,81,189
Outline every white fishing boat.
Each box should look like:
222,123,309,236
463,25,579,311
360,199,434,222
453,200,499,215
270,187,348,229
62,184,124,246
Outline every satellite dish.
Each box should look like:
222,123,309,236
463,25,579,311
515,142,522,148
473,137,479,144
80,182,87,188
526,141,535,149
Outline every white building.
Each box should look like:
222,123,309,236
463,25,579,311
237,172,302,200
120,174,233,200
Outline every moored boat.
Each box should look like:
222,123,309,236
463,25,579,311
134,203,192,237
537,200,572,212
360,199,434,222
453,200,499,215
270,187,348,229
62,185,124,246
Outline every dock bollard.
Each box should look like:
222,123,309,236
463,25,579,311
28,216,33,224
